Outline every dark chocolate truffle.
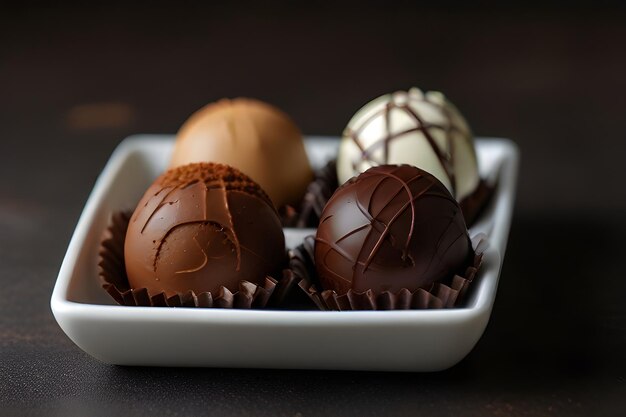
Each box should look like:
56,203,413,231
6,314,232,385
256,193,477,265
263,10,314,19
314,165,473,295
124,162,285,297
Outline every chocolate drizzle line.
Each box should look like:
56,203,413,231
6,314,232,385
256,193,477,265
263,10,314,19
136,164,272,275
316,167,459,281
99,211,283,309
358,168,421,269
346,90,464,196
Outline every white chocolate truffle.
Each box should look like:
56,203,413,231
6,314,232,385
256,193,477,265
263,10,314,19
337,88,479,202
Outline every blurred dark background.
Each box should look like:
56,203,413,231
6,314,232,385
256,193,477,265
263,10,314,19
1,2,625,416
2,1,626,216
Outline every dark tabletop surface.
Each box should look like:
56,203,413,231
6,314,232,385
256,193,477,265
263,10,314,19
1,2,625,416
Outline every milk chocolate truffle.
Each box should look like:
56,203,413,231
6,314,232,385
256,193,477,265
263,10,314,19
170,98,314,209
314,165,473,295
124,162,286,297
337,88,480,202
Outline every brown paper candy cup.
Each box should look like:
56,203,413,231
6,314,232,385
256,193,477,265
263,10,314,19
289,235,487,311
98,211,283,309
280,160,338,228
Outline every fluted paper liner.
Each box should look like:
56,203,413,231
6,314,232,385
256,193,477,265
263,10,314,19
282,159,494,228
281,160,338,228
293,160,338,227
288,234,487,311
99,211,283,309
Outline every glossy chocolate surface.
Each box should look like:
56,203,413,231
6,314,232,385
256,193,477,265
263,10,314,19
315,165,472,295
124,163,285,297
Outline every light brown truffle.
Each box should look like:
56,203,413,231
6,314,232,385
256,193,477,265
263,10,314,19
170,98,314,209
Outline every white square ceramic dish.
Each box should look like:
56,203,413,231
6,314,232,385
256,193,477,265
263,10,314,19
51,136,518,372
